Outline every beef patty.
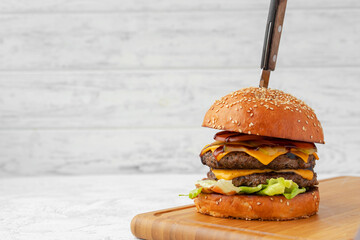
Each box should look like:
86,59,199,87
201,151,316,170
207,170,318,188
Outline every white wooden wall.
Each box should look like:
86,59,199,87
0,0,359,176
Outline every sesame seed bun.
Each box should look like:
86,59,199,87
194,188,319,221
202,87,324,143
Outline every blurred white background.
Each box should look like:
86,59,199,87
0,0,359,177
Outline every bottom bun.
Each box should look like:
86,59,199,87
194,187,319,221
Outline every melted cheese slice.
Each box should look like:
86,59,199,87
242,148,287,165
212,168,314,180
201,144,314,165
290,150,309,163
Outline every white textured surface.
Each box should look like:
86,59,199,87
0,0,359,176
0,174,352,240
1,0,359,12
0,128,359,176
0,10,359,69
0,68,359,128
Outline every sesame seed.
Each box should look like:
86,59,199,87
216,201,219,205
280,199,283,203
215,109,219,113
250,113,254,117
298,120,301,123
248,131,251,134
257,202,261,205
311,135,313,139
229,117,232,121
205,196,207,199
249,122,254,127
240,106,243,109
270,197,274,201
219,198,222,202
286,201,289,206
306,120,308,124
249,205,252,209
302,126,306,131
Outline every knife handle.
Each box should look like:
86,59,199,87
261,0,278,70
260,0,287,71
268,0,287,70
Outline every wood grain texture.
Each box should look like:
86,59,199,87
0,10,359,70
0,68,359,129
131,176,360,240
0,127,358,176
0,0,359,12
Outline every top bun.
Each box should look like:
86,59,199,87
202,87,324,143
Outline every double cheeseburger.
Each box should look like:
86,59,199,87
188,87,324,220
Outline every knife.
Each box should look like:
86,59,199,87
259,0,288,88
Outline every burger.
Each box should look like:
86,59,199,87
184,87,324,220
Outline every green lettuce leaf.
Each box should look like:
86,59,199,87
258,178,286,196
258,177,306,199
239,184,263,194
179,187,202,199
183,177,307,200
283,181,306,199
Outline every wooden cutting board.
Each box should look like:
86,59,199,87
131,176,360,240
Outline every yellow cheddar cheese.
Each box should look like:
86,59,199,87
242,148,287,165
212,168,314,181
